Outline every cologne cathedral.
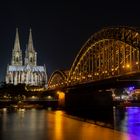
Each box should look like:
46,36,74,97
5,28,47,86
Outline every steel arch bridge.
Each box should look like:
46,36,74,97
48,70,68,89
48,26,140,89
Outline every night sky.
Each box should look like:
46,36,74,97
0,0,140,82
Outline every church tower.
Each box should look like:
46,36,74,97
11,28,22,65
6,28,47,86
24,29,37,66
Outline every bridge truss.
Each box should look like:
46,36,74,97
68,26,140,85
48,27,140,89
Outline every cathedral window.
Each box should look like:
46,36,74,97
30,57,33,62
16,57,19,62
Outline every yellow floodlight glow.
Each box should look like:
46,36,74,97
57,91,65,100
136,62,139,65
126,64,130,68
88,74,92,78
47,96,52,99
31,96,36,99
105,71,107,73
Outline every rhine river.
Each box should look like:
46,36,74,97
0,107,140,140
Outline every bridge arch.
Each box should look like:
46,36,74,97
68,26,140,84
48,70,68,89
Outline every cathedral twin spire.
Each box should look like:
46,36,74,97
11,28,22,66
11,28,37,66
14,28,21,51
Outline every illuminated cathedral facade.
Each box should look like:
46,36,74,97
5,28,47,86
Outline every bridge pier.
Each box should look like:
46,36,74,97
65,87,113,114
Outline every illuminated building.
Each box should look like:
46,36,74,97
5,28,47,86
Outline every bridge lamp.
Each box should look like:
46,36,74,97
47,96,52,100
126,64,130,68
136,62,139,65
122,65,125,68
111,68,114,71
31,96,36,99
82,76,85,79
4,95,7,98
88,74,92,78
95,72,99,76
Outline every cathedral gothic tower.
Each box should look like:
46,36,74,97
5,28,47,86
11,28,22,66
25,29,37,66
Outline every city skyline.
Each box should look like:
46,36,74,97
0,0,140,82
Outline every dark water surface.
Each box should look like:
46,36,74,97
0,107,140,140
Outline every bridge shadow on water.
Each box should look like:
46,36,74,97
65,108,115,129
63,88,117,129
65,106,127,131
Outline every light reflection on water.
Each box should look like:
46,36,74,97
0,107,140,140
114,107,140,137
